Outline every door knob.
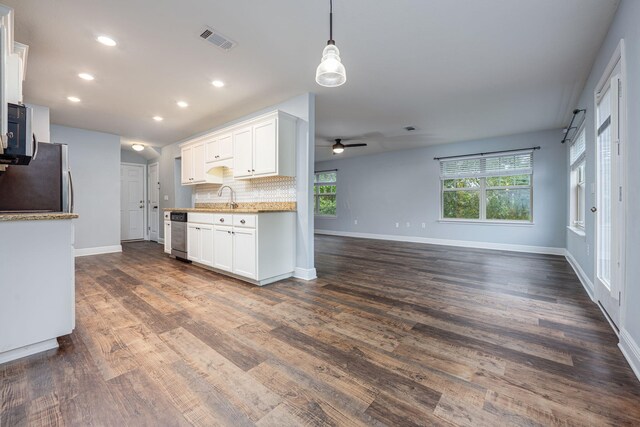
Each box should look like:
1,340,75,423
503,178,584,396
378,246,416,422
139,205,144,208
590,207,597,213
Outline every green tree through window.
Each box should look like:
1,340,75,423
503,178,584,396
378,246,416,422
314,171,337,216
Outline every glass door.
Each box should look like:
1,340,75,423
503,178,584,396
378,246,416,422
594,61,623,328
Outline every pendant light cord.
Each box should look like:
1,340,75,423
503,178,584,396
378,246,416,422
329,0,334,44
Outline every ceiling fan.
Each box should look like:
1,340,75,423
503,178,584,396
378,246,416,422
318,138,368,154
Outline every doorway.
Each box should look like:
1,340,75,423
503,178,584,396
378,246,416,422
121,163,146,241
148,162,160,242
593,40,626,329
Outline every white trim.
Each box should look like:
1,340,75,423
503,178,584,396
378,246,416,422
619,329,640,382
438,219,534,227
565,251,595,301
0,338,58,365
293,267,318,281
315,229,565,255
158,237,164,244
148,161,160,243
75,245,122,257
567,226,586,238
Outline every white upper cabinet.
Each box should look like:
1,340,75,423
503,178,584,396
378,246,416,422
181,141,223,186
233,111,297,180
180,110,297,185
232,127,253,178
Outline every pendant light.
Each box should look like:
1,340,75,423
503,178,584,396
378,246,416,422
332,140,345,154
316,0,346,87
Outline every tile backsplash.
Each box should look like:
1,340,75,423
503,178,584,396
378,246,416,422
194,168,296,204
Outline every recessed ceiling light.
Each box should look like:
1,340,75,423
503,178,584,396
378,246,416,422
211,80,225,88
132,144,145,151
96,35,117,47
67,96,81,103
78,73,94,81
153,116,164,122
176,101,188,108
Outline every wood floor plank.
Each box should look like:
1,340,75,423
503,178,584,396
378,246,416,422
1,237,639,426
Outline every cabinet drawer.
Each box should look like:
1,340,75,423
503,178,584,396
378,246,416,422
188,213,214,224
214,214,233,225
233,214,256,228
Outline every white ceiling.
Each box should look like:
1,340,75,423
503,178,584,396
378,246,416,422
5,0,619,161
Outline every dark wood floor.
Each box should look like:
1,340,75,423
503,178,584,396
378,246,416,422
2,236,640,426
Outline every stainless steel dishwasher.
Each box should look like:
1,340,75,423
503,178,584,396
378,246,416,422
170,212,189,261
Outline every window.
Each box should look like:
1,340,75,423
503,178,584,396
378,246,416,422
440,152,533,222
314,171,337,216
569,127,586,230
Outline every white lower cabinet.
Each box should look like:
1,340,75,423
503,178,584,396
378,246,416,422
187,223,214,267
214,225,233,271
164,220,171,254
186,212,295,285
232,227,257,279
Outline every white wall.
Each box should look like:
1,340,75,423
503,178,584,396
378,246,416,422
315,129,566,252
51,125,121,253
157,93,316,278
565,0,640,377
120,149,147,165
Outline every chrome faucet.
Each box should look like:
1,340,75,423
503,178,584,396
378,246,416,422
217,185,237,209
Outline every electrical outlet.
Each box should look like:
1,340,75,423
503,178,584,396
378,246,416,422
354,219,358,225
395,222,399,228
406,222,410,228
164,195,169,201
422,222,426,229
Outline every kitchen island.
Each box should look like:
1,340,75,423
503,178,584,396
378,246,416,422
0,213,77,364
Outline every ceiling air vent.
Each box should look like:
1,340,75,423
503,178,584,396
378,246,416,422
199,26,236,51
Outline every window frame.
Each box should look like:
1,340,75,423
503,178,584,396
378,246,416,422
569,125,587,232
439,153,534,224
314,171,337,217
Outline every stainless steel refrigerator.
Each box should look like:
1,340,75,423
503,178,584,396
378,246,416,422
0,142,73,213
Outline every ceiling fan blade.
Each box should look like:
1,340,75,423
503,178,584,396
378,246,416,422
345,143,367,148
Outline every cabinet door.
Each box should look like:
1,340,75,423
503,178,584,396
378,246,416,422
187,224,200,262
200,225,214,267
181,146,193,184
205,139,218,163
252,118,277,177
214,226,233,271
233,228,257,279
192,142,206,183
218,133,233,160
233,127,253,178
164,221,171,254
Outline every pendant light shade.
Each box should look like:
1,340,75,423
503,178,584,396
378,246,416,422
316,0,346,87
332,140,345,154
316,43,346,87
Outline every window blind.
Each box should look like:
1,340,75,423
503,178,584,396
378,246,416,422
440,152,533,178
570,128,586,167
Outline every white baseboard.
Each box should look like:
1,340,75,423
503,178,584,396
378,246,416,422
158,237,165,244
293,267,317,281
314,229,565,255
565,251,595,301
0,338,59,365
75,245,122,257
619,329,640,382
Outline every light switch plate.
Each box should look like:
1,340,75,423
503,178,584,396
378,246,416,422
164,195,169,201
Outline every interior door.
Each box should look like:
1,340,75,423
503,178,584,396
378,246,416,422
214,225,233,271
233,228,257,279
252,119,277,177
594,61,624,328
233,127,253,178
148,163,160,242
120,164,145,241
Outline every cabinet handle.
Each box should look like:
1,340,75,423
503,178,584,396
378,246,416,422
252,169,255,172
220,218,224,223
240,219,246,224
247,169,251,172
227,231,231,234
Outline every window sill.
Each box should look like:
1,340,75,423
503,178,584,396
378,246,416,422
438,219,534,227
567,226,586,238
315,215,337,219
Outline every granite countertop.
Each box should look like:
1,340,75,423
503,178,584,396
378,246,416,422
164,202,296,214
0,212,79,222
